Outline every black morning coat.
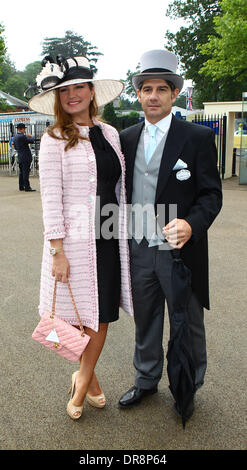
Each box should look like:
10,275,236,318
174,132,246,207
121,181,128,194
13,132,34,164
120,115,223,310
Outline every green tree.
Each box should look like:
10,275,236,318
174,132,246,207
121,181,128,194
0,56,25,99
3,75,27,100
0,55,16,88
130,100,142,111
174,91,186,108
0,23,6,69
22,61,42,85
102,102,117,127
165,0,247,105
200,0,247,82
120,65,142,112
165,0,222,107
0,57,29,101
42,30,103,74
123,65,141,99
0,56,28,100
119,96,142,111
119,97,132,109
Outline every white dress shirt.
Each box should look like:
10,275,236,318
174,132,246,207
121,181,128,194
144,112,172,152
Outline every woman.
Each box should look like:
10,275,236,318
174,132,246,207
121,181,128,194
29,56,133,419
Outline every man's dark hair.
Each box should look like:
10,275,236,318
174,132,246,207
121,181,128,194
139,79,176,92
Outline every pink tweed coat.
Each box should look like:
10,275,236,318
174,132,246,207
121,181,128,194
38,118,134,332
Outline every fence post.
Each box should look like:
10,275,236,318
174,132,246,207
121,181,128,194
218,115,223,178
221,115,227,179
232,148,237,176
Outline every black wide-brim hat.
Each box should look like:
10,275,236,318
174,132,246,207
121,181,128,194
132,49,184,92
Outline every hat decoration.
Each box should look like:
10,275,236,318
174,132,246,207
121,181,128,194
24,55,94,100
36,55,64,90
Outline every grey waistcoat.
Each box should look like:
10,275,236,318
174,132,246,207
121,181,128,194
131,129,168,244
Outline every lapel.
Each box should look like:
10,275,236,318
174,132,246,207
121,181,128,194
155,115,188,202
126,121,144,201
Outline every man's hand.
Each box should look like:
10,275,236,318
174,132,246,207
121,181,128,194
162,218,192,249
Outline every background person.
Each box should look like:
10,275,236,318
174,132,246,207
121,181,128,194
13,123,36,192
118,49,222,422
29,55,133,420
9,134,15,168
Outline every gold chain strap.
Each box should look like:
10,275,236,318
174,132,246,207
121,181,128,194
51,279,86,336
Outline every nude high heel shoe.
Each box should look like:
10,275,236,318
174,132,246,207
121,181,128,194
86,391,106,408
67,371,84,420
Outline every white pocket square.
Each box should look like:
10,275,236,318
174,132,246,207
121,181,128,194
173,158,188,170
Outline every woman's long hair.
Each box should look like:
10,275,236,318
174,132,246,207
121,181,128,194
47,82,98,151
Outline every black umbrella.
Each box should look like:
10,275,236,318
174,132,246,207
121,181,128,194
166,249,196,428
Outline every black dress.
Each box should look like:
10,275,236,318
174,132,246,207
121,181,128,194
89,126,121,323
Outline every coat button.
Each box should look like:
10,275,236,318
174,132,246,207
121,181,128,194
145,172,149,176
88,155,95,161
88,194,94,202
89,176,95,182
81,128,87,137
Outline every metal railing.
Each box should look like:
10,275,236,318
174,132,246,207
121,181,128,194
193,114,227,179
0,121,50,175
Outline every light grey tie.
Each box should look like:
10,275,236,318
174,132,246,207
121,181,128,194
145,124,157,164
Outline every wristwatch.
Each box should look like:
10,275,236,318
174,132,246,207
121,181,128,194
49,247,62,256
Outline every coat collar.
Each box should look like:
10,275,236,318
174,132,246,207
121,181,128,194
155,114,188,201
123,121,144,204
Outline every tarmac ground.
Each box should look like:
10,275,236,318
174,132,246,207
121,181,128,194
0,174,246,454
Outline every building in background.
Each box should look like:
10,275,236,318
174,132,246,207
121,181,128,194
0,90,29,112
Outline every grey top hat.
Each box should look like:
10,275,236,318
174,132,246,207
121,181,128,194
132,49,184,92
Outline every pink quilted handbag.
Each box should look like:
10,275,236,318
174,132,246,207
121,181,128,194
32,280,90,362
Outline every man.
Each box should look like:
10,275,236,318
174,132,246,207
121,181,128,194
13,123,36,192
119,50,222,420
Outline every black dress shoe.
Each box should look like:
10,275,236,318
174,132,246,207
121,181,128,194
25,188,36,192
119,385,158,408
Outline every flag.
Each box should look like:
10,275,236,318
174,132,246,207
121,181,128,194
186,87,193,111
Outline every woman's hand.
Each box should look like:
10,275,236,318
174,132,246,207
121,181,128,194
52,253,70,283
